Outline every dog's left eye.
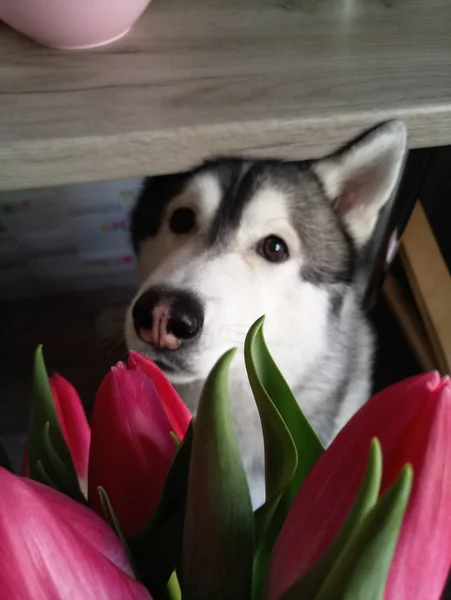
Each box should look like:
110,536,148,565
257,235,289,263
169,207,196,234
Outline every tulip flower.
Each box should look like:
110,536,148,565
266,373,451,600
88,357,192,535
21,372,90,492
128,350,192,440
0,467,151,599
50,374,90,495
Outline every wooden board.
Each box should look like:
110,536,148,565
1,0,451,191
400,202,451,375
383,273,438,373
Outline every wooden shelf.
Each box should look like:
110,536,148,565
1,0,451,191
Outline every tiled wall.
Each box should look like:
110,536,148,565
0,178,143,299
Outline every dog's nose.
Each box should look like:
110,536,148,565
132,288,204,350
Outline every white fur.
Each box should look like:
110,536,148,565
314,120,407,246
126,121,408,508
126,183,331,506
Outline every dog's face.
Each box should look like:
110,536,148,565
125,121,406,386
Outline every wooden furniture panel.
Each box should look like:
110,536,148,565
400,202,451,374
1,0,451,190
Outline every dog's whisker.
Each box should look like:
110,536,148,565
95,306,128,356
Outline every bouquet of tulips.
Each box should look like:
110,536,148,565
1,317,450,600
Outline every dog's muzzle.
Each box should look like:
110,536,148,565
132,287,204,352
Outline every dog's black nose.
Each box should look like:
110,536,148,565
132,288,204,350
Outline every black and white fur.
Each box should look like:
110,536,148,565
125,121,407,506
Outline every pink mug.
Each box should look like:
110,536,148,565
1,0,151,50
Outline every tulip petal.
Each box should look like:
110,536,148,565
183,349,254,600
50,374,90,494
382,376,451,600
0,468,151,600
89,364,176,535
128,351,191,440
24,476,134,575
266,372,441,600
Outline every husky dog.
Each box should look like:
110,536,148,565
125,121,407,506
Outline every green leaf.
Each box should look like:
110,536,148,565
28,346,81,499
253,501,288,600
131,421,194,543
313,465,413,600
0,438,13,473
41,422,84,500
30,346,66,459
167,572,182,600
245,317,324,599
245,317,324,507
98,486,138,577
36,460,60,490
128,422,194,595
170,431,181,448
244,334,297,597
182,349,254,600
282,439,383,600
251,375,297,540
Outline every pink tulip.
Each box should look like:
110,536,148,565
50,374,90,495
128,350,192,441
21,374,90,488
88,357,192,535
0,467,151,599
266,373,451,600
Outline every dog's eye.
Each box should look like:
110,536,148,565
258,235,289,263
169,208,196,234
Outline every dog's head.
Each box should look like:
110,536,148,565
125,121,406,385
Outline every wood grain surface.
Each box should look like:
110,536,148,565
400,202,451,375
1,0,451,191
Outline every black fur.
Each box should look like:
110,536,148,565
131,172,190,253
131,158,363,288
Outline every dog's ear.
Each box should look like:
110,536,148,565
313,120,407,247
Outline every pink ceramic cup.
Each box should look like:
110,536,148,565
0,0,151,50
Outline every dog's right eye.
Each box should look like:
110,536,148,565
169,208,196,234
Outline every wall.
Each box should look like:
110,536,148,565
0,178,142,300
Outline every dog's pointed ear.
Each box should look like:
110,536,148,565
313,121,407,247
